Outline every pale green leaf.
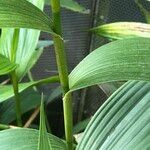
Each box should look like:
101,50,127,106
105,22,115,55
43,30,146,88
90,22,150,40
0,0,54,34
36,40,54,49
69,38,150,91
46,0,89,14
38,98,52,150
0,76,59,103
0,128,67,150
77,80,150,150
0,0,50,79
0,54,17,75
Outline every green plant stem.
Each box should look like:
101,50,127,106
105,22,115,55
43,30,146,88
50,0,73,149
11,71,22,127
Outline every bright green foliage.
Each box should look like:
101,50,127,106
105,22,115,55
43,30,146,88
0,54,17,75
38,98,52,150
0,0,50,79
0,0,54,34
90,22,150,40
45,0,89,14
0,129,66,150
69,38,150,91
0,76,59,103
77,80,150,150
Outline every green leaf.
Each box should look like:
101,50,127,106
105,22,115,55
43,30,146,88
38,97,52,150
90,22,150,40
0,128,67,150
0,0,54,34
46,0,89,14
0,89,41,124
0,0,52,79
0,76,59,103
77,80,150,149
69,38,150,91
0,54,17,75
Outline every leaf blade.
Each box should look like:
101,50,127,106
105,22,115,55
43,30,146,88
77,80,150,150
0,54,17,75
0,0,54,34
69,38,150,91
38,97,52,150
90,22,150,40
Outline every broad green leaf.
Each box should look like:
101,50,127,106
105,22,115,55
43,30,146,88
90,22,150,40
135,0,150,23
0,89,41,124
69,38,150,91
0,0,54,34
77,80,150,150
38,98,52,150
0,128,67,150
0,0,50,79
0,76,59,103
0,54,17,75
45,0,89,14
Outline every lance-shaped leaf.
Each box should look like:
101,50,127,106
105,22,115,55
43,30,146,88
0,54,17,75
0,76,59,103
69,38,150,91
90,22,150,40
0,0,55,34
0,128,66,150
77,80,150,150
38,97,52,150
45,0,89,14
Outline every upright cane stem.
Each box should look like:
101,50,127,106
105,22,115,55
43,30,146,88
50,0,73,149
11,71,22,127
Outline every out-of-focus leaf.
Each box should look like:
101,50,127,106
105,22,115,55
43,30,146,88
99,82,124,97
0,89,41,124
77,80,150,150
0,128,67,150
46,86,62,104
0,54,17,75
90,22,150,40
38,98,52,150
45,0,89,14
36,40,54,49
0,0,51,79
135,0,150,23
73,118,91,134
0,0,54,34
69,38,150,91
0,76,59,103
